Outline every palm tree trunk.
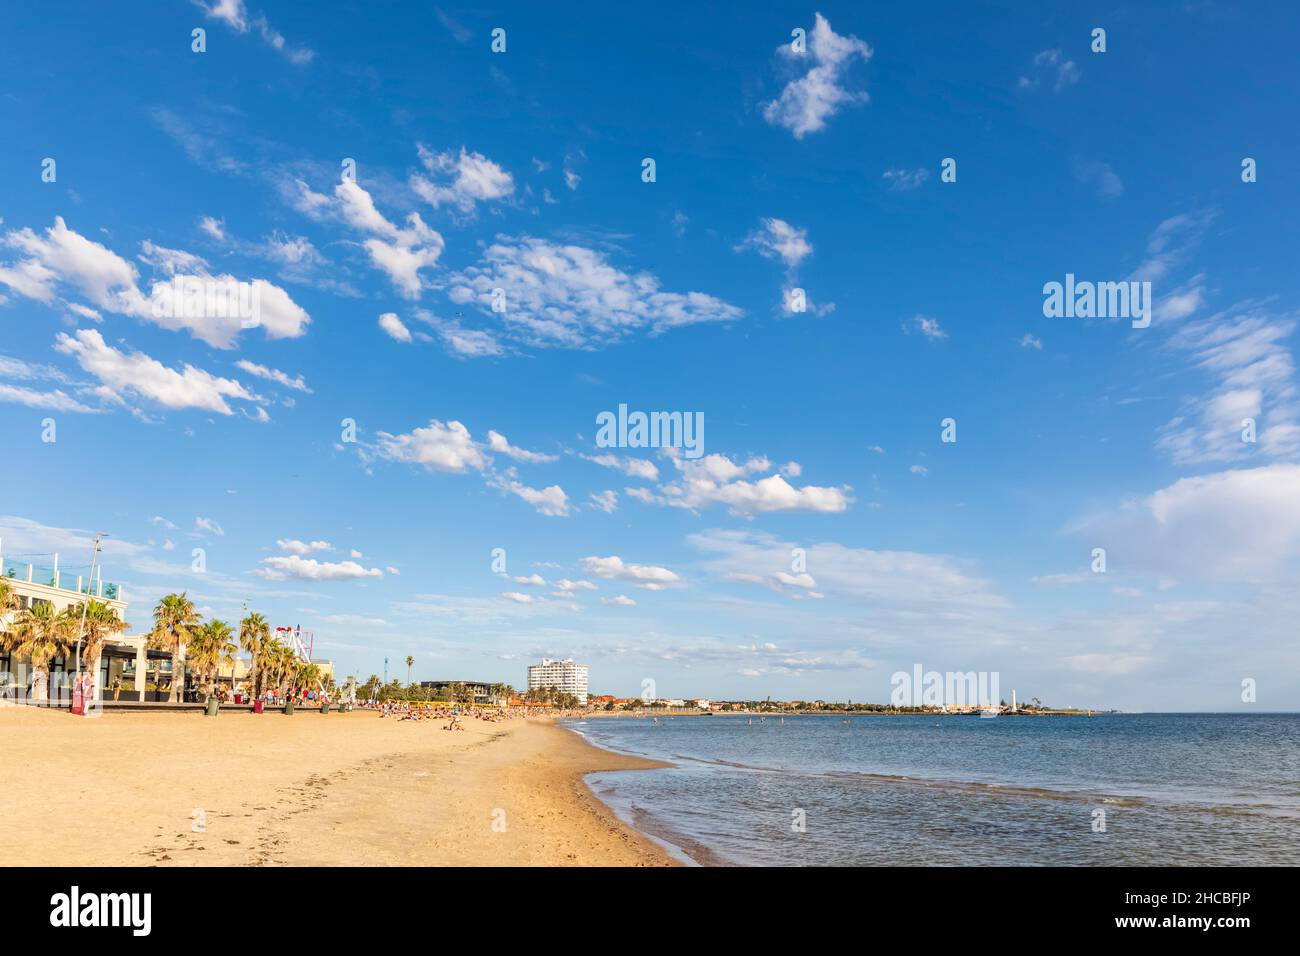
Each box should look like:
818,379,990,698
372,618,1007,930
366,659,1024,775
169,649,182,702
86,648,102,695
30,664,49,702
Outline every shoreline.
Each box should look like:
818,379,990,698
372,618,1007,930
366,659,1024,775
0,707,678,867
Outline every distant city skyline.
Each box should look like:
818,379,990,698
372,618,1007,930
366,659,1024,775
3,2,1299,711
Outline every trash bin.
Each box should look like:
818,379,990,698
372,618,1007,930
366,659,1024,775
320,701,331,714
205,697,219,717
284,698,295,715
253,699,264,714
234,693,243,705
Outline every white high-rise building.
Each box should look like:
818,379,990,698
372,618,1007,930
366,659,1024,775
527,658,588,704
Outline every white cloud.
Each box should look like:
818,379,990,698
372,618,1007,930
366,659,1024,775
636,452,851,516
1154,276,1207,324
370,417,568,515
1073,159,1123,198
904,314,947,341
763,13,873,138
882,168,929,191
513,573,545,586
257,555,384,581
235,359,311,393
1156,303,1299,464
373,419,489,473
500,591,538,604
554,579,597,592
446,237,742,350
1019,334,1043,350
487,430,558,463
295,179,444,299
602,595,637,607
195,516,225,537
0,215,145,311
725,568,820,598
199,216,227,242
55,329,262,416
199,1,315,65
138,240,208,276
0,383,100,413
200,0,249,31
588,490,619,513
0,217,311,349
410,145,514,213
1068,464,1300,581
276,538,331,555
910,464,929,476
378,312,413,343
739,218,812,270
1027,49,1081,92
690,529,1007,611
583,453,659,481
1129,212,1212,283
419,315,505,358
579,555,680,589
499,479,570,517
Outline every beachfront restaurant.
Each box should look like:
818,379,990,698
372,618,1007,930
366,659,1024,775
0,552,154,702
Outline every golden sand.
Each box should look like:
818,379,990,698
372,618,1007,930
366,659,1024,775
0,707,676,866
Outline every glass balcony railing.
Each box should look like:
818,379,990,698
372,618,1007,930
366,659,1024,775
2,564,121,601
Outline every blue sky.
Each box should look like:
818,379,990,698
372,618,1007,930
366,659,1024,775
2,1,1299,709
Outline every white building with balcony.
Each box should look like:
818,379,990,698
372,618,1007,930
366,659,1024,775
527,658,589,704
0,543,148,701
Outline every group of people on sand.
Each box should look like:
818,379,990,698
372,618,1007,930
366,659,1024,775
372,700,471,730
366,699,576,727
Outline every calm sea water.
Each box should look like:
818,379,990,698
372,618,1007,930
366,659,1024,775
566,713,1300,866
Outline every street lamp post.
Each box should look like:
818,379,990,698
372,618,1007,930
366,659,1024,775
72,532,107,711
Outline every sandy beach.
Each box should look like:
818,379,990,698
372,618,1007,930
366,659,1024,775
0,707,676,867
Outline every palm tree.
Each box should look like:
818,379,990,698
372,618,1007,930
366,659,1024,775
239,612,271,699
0,578,19,613
269,642,299,697
60,600,128,685
405,655,414,684
0,578,19,651
259,638,284,694
188,619,237,700
295,662,322,695
3,602,70,702
149,593,200,702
